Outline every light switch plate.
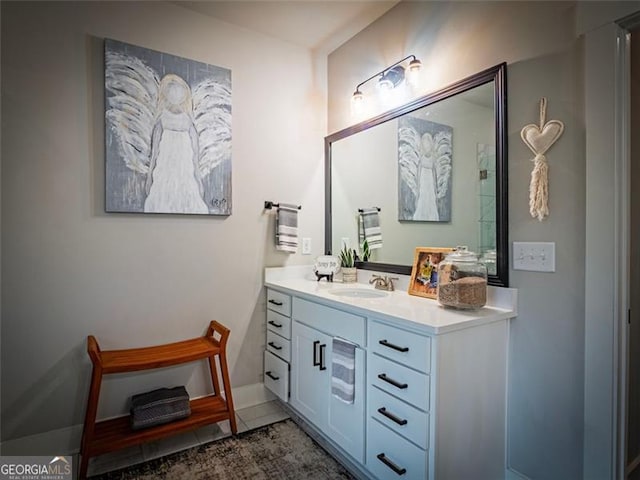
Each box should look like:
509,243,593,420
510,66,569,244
302,238,311,255
513,242,556,272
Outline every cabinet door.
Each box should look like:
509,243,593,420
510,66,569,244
290,321,331,429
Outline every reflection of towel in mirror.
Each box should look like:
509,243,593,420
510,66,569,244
358,208,383,250
276,204,298,253
331,337,356,404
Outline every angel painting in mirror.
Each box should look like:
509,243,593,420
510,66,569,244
105,39,232,215
398,116,452,222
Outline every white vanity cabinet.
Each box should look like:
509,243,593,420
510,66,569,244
290,297,367,463
263,289,291,402
264,271,514,480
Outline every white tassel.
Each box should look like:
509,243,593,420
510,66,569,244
529,153,549,221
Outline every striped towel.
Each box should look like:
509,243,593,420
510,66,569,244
358,208,383,250
275,204,298,253
331,337,356,404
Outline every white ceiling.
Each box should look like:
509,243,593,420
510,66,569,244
177,1,399,53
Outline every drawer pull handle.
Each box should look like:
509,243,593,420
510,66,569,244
265,371,280,381
268,320,283,328
379,339,409,353
376,453,407,476
319,344,327,371
268,299,283,306
313,340,320,366
268,341,282,351
377,407,408,426
378,373,408,390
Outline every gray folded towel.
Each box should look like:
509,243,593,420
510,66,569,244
358,208,383,250
331,337,356,404
130,386,191,430
276,204,298,253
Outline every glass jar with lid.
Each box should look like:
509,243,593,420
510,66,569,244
437,246,488,309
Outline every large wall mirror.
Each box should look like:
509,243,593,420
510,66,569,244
325,63,508,286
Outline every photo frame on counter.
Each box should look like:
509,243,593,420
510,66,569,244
408,247,454,298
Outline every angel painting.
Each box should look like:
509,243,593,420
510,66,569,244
105,39,232,215
398,116,452,222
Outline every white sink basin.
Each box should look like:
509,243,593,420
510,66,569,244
329,288,388,299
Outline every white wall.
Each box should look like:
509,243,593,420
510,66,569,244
0,1,326,442
328,2,584,478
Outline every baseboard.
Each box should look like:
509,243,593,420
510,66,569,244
230,382,275,410
506,466,532,480
0,382,273,456
0,423,83,456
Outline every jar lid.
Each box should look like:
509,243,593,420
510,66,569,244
445,246,479,262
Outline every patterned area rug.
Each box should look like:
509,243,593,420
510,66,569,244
91,419,355,479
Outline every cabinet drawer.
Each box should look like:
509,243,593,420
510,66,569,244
369,320,431,373
266,289,291,317
369,354,429,411
292,297,365,345
367,418,427,480
267,310,291,339
264,350,288,402
266,330,291,362
369,386,429,449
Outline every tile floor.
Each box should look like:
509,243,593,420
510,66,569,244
87,400,290,477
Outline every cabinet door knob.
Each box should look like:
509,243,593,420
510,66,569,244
268,320,283,328
379,339,409,353
377,407,408,426
265,371,280,381
378,373,408,390
376,453,407,475
268,299,283,306
268,341,282,351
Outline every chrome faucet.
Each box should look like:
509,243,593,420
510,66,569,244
369,275,399,291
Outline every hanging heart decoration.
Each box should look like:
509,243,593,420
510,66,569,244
520,97,564,221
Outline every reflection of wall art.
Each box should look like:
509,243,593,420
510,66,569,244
398,117,452,222
408,247,454,298
105,39,232,215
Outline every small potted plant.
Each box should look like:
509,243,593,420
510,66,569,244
361,239,371,262
339,245,357,283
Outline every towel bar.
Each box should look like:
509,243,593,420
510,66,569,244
265,201,301,210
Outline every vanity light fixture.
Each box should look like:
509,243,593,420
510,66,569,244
351,55,422,108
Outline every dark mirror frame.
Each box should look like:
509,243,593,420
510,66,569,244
325,62,508,287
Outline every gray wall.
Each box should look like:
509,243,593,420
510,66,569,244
328,2,584,478
1,1,326,441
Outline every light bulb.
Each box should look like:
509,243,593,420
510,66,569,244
351,89,365,117
407,58,422,87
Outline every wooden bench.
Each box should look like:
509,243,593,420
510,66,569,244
79,321,237,479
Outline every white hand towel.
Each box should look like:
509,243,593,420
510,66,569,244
275,203,298,253
359,208,383,250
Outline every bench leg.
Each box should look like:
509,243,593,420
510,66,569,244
216,353,237,434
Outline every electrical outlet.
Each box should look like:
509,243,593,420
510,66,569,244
302,237,311,255
513,242,556,272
